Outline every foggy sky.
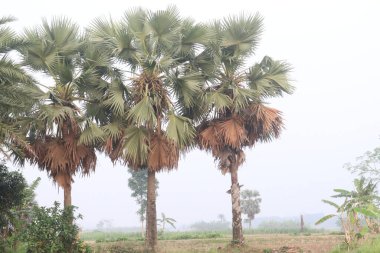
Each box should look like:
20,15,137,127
3,0,380,229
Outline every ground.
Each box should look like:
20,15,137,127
85,233,344,253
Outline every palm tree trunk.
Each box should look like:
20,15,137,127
230,162,243,245
146,170,157,252
64,182,72,208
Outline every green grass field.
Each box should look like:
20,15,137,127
81,231,345,253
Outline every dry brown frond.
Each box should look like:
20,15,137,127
28,130,96,188
216,117,247,149
104,136,124,163
148,134,179,172
198,122,223,152
243,103,283,146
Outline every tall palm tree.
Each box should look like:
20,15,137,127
19,17,103,208
196,14,293,244
0,16,40,159
87,7,210,251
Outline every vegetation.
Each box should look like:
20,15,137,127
331,236,380,253
195,14,293,245
21,202,90,253
87,6,211,251
0,7,302,252
316,177,380,249
0,162,27,251
241,189,262,229
128,169,159,237
0,16,39,160
20,18,99,208
157,213,176,234
346,147,380,184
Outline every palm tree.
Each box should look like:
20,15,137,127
0,16,40,159
19,17,103,208
87,6,210,251
196,14,293,244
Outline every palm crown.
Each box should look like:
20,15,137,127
197,14,294,173
88,6,210,171
19,17,102,206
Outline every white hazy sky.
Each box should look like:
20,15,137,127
2,0,380,229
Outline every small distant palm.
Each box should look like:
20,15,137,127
157,213,176,234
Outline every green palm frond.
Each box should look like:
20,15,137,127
248,56,294,98
0,56,34,84
102,80,127,116
21,17,81,77
146,5,181,51
0,20,24,54
127,96,157,126
79,120,104,146
0,16,16,26
176,19,210,57
124,7,147,34
102,121,123,141
205,91,232,112
122,126,149,167
232,86,255,112
36,104,77,129
166,112,195,149
169,72,203,108
220,13,263,59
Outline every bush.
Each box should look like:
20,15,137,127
22,202,90,253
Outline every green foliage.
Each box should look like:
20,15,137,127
317,178,380,249
0,163,27,251
127,169,159,224
346,147,380,184
157,213,176,234
0,163,26,216
80,230,222,243
241,189,261,229
21,202,89,253
330,236,380,253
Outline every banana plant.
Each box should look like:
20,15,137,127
316,178,380,249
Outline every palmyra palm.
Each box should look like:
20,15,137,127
0,16,40,159
87,6,209,251
19,17,104,208
196,14,293,244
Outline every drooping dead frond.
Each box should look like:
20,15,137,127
198,121,223,152
216,116,247,149
148,133,179,172
28,132,96,188
242,103,283,146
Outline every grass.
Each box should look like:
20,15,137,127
84,232,344,253
80,231,224,243
330,236,380,253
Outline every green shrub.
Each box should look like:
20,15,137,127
22,202,90,253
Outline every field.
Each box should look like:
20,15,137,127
82,232,345,253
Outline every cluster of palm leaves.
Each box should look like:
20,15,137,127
0,6,293,251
